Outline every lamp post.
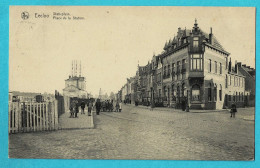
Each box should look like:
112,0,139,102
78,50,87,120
186,89,190,112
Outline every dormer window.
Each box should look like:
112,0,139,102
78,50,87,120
193,37,199,48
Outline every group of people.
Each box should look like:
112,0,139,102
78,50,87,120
101,100,122,112
69,99,122,118
69,100,94,118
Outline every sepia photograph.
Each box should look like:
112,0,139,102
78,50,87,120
8,6,255,160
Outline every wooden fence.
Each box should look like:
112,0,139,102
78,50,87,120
8,100,58,133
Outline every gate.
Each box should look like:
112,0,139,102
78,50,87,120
8,101,58,133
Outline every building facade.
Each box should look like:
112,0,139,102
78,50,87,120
118,20,254,110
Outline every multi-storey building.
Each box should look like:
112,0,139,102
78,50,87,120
119,19,253,110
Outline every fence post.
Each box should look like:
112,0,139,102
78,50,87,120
46,102,49,131
40,103,42,131
8,102,11,133
18,103,22,132
51,102,55,130
54,100,58,130
14,102,19,133
30,102,33,132
42,103,46,131
11,103,15,133
33,103,36,132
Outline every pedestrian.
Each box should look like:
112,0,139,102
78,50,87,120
95,99,101,115
115,101,119,112
88,101,93,116
119,101,122,112
74,100,79,118
69,102,74,118
230,102,237,118
80,101,85,114
150,100,155,111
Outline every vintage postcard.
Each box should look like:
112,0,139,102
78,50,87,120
9,6,255,160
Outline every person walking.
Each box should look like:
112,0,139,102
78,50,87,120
115,101,119,112
74,100,79,118
95,99,101,115
150,100,155,111
88,101,93,116
69,102,74,118
80,101,85,114
230,102,237,118
119,101,122,112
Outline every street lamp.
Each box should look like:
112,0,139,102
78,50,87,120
186,89,190,112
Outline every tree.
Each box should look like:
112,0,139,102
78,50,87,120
109,92,115,100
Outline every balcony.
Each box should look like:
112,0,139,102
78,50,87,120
163,73,170,79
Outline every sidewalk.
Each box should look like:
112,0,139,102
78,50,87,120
124,103,243,113
58,112,94,130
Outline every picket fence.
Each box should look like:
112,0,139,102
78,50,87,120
8,100,58,133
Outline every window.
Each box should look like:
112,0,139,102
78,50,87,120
192,84,200,101
172,63,175,72
229,75,231,85
193,37,199,48
208,83,212,101
220,63,222,74
219,85,222,101
164,86,167,98
209,59,212,72
159,89,161,98
167,65,170,76
164,66,166,76
225,75,228,88
239,92,241,101
226,57,228,69
214,85,217,101
182,59,186,69
229,95,231,101
157,72,161,82
177,61,180,70
191,54,202,71
181,83,185,97
242,93,244,101
177,86,180,98
171,85,175,98
234,76,236,86
215,61,217,73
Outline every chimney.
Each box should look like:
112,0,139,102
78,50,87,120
228,58,232,72
79,61,81,77
235,60,238,74
178,27,181,37
237,62,242,68
209,27,213,44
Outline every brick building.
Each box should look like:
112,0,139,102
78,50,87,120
119,19,254,110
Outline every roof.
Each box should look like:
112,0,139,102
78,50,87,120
163,22,229,54
11,91,41,97
65,76,85,81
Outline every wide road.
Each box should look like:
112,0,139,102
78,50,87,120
9,105,254,160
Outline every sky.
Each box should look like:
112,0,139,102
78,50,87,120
9,6,255,96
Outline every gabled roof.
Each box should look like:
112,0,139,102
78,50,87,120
63,85,81,91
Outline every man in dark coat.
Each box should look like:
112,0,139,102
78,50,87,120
80,101,85,114
230,102,237,118
75,100,79,118
95,99,101,115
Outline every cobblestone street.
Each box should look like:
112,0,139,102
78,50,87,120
9,105,254,160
